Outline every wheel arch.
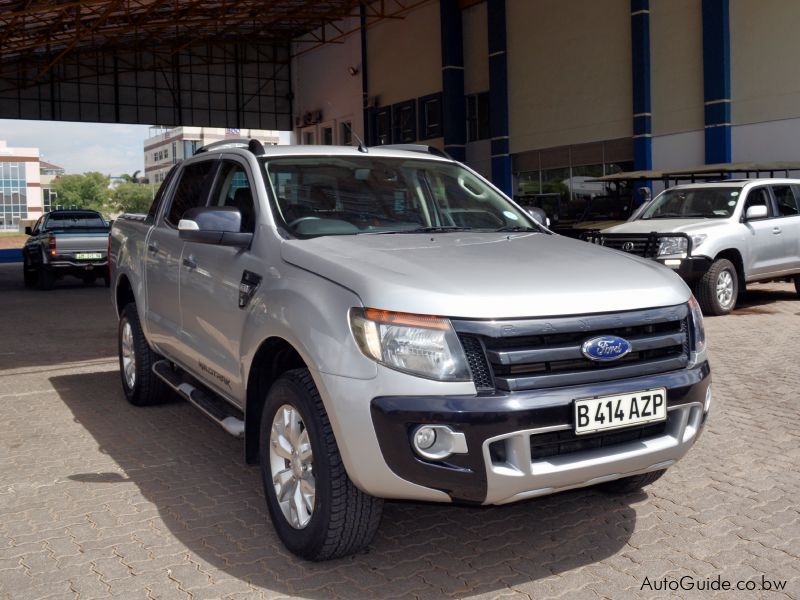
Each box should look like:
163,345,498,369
115,274,135,316
713,248,745,285
244,336,308,464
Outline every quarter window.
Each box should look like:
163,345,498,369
165,160,217,226
774,185,800,216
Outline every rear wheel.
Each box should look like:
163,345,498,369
23,257,37,288
794,275,799,297
118,303,168,406
599,469,665,494
695,258,738,315
259,369,383,561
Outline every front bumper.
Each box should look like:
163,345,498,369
657,256,712,282
370,362,710,504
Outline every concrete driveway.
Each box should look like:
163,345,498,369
0,263,798,599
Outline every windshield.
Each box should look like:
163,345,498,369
639,187,742,220
43,213,107,230
262,156,538,237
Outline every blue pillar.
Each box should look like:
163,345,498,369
702,0,731,164
440,0,465,161
631,0,652,179
488,0,512,196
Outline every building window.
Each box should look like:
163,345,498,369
172,142,178,164
322,126,333,145
392,101,417,143
374,107,392,145
0,161,28,231
43,188,58,213
340,121,353,146
418,93,443,140
466,92,491,142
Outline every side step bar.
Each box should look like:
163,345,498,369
152,360,245,437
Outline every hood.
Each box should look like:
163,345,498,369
603,218,731,235
281,232,690,319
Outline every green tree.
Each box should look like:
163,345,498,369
50,172,111,212
112,182,156,214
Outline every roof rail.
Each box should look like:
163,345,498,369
194,138,266,156
377,144,452,159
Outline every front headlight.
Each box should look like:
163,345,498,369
657,236,688,257
688,295,706,354
349,308,471,381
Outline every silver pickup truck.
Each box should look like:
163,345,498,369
594,180,800,314
110,140,711,560
23,209,110,290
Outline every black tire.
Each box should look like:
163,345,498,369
259,368,383,561
598,469,665,494
118,303,168,406
37,267,55,291
695,258,738,315
794,275,800,297
23,257,38,288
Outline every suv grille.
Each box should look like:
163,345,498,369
599,236,658,258
454,304,690,392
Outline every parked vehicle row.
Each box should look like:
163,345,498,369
110,140,710,561
587,180,800,314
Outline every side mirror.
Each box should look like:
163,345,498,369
24,226,32,235
745,205,768,220
526,207,550,228
178,206,252,247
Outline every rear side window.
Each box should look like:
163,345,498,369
165,160,217,226
775,185,800,216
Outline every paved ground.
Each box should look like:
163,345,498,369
0,262,798,600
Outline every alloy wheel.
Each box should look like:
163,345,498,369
269,404,315,529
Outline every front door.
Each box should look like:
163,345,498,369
178,157,261,404
773,184,800,271
742,186,785,279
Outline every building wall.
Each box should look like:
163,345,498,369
292,16,364,145
506,0,632,155
650,0,704,136
0,140,41,230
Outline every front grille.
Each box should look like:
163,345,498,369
528,422,666,460
599,236,658,258
454,304,690,392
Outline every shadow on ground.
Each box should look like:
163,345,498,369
48,369,643,597
731,283,798,315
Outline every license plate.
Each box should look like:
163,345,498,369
76,252,102,260
574,388,666,435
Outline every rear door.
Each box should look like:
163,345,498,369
777,185,800,270
144,159,218,359
741,186,785,279
178,156,261,403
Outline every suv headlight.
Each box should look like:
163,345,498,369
657,236,688,257
349,308,471,381
688,295,706,355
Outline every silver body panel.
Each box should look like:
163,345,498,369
111,145,706,505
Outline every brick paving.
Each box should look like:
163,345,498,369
0,262,798,599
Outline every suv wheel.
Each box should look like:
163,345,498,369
599,469,665,494
260,369,383,561
794,275,800,296
23,257,38,288
695,258,738,315
118,303,168,406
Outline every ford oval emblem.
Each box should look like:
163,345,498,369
581,335,632,362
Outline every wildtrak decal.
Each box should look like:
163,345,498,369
198,362,231,388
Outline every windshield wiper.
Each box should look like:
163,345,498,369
358,226,473,235
494,225,540,232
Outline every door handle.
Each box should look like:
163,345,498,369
182,255,197,270
147,242,159,253
772,227,782,234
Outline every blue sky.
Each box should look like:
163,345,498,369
0,119,152,176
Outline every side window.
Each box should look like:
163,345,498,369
744,187,773,218
165,160,218,226
146,164,180,223
209,161,255,233
774,185,800,217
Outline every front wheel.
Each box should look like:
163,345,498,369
259,369,383,561
118,303,168,406
695,258,738,315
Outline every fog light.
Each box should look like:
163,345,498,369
410,425,468,461
704,385,712,413
664,259,682,267
414,426,437,450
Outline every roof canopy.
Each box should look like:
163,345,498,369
591,161,800,182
